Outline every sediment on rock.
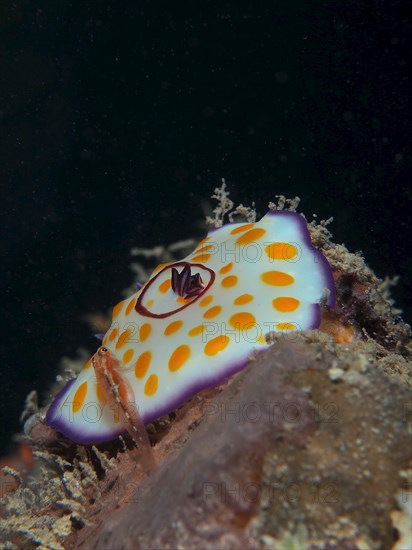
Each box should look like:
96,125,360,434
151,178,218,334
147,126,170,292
77,339,411,550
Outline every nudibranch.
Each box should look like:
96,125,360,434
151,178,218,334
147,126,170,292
46,210,335,444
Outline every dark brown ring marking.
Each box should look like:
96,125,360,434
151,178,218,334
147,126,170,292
135,261,215,319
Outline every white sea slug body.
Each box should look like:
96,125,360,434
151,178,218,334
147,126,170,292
46,210,335,443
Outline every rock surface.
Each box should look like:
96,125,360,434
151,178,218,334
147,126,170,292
2,207,412,549
77,339,411,549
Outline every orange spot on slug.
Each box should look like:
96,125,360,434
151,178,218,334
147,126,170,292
204,335,230,356
169,345,191,372
159,279,171,293
272,297,300,312
135,351,152,379
139,323,152,342
189,325,205,336
109,327,119,342
265,242,298,260
261,271,294,286
72,382,88,413
144,374,158,396
234,293,254,305
219,262,233,274
236,227,266,245
115,327,133,349
229,312,256,330
199,295,213,307
203,305,222,319
164,320,183,335
112,300,125,318
221,275,238,288
230,223,254,235
123,349,134,363
125,298,137,316
82,358,92,370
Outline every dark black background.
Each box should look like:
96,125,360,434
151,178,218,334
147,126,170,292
1,1,411,452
